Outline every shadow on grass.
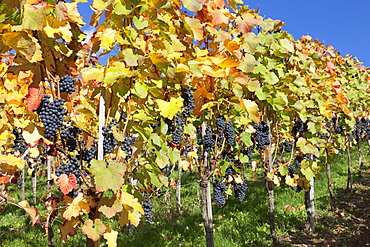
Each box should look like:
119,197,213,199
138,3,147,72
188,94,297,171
280,169,370,246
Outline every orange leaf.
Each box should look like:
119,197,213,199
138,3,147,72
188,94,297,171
62,193,92,220
235,13,259,34
217,58,240,68
211,9,229,25
18,200,40,225
25,88,42,111
331,81,342,94
326,61,336,74
56,174,77,195
59,219,81,243
336,92,349,105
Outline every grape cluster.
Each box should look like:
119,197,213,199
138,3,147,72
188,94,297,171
253,121,270,149
55,157,83,197
61,126,82,151
291,186,302,193
216,116,225,146
234,182,248,202
81,145,97,162
361,118,370,138
142,200,153,223
225,165,236,176
213,180,227,207
241,147,254,160
203,126,215,152
166,87,195,145
182,87,195,118
224,122,235,146
291,118,308,138
12,129,27,155
163,164,171,176
56,75,76,94
121,135,136,160
279,140,292,153
37,95,66,139
102,125,117,154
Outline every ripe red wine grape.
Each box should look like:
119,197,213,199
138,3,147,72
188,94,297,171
234,182,248,202
56,75,76,94
37,95,66,139
213,180,227,207
142,200,153,223
224,122,235,146
253,121,270,150
61,126,82,151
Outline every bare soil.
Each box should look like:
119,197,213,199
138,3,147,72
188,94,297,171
280,170,370,247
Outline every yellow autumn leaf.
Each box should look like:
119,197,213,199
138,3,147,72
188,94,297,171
120,191,144,214
240,99,260,123
103,227,118,247
22,125,43,148
117,190,144,227
179,159,190,171
81,67,104,84
285,174,298,187
96,26,117,50
301,167,315,181
201,65,225,78
0,155,24,169
29,147,39,158
155,98,184,120
63,193,91,220
65,3,85,25
43,16,73,43
216,58,241,68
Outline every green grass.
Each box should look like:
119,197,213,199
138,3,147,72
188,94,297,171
0,144,367,246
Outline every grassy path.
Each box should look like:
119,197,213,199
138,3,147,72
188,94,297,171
280,166,370,246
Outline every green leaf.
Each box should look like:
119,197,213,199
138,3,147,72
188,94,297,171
22,4,45,30
293,76,305,87
150,133,162,147
301,167,314,181
122,49,143,66
247,80,260,92
241,132,253,146
113,0,132,15
155,155,169,169
148,171,162,188
232,83,243,98
253,65,269,74
89,160,126,192
133,81,148,98
238,54,259,73
132,112,152,122
264,72,279,85
169,148,180,164
279,166,289,176
280,38,294,52
243,32,260,54
160,118,168,135
184,124,196,136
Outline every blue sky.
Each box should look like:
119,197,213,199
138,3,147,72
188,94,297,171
77,0,370,66
247,0,370,66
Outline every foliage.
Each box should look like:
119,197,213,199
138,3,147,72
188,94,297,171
1,0,370,245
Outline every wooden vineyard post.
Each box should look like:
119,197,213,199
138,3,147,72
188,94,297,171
305,179,315,232
86,88,106,247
